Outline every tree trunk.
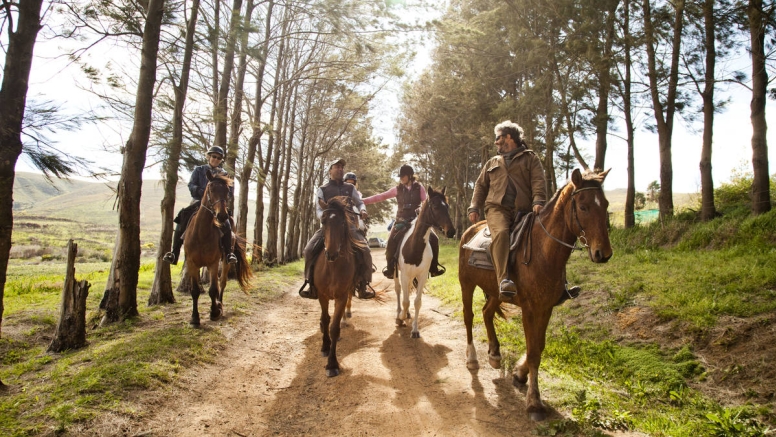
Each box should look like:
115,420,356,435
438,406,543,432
252,86,279,267
748,0,771,214
149,0,201,305
279,85,298,263
214,0,243,154
103,0,166,324
699,0,717,221
48,240,90,352
593,0,620,171
622,0,636,228
0,0,44,338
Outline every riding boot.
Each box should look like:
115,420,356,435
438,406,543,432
356,247,375,299
220,219,237,265
163,222,185,265
428,232,446,277
499,279,518,302
382,227,400,279
299,230,323,299
555,282,581,306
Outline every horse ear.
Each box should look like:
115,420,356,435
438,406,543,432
427,186,435,195
571,168,583,187
599,168,612,181
441,186,446,196
206,170,214,181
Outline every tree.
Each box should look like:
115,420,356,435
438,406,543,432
646,180,661,202
0,0,45,338
102,0,166,323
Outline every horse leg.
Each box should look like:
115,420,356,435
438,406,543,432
189,272,202,327
218,261,228,305
208,263,222,320
461,279,479,370
394,275,404,327
326,296,347,377
483,294,502,369
411,275,426,338
319,297,331,358
513,307,553,421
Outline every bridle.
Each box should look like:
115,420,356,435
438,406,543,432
419,195,447,232
321,206,351,261
201,182,229,222
536,186,602,252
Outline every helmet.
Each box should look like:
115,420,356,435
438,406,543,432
344,172,357,182
207,146,225,158
399,164,414,178
327,157,346,170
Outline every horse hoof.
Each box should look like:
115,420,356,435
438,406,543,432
528,410,547,422
395,318,404,327
326,368,340,377
345,311,352,318
411,331,420,338
189,320,200,328
321,350,329,357
488,355,502,369
466,360,479,370
512,372,528,386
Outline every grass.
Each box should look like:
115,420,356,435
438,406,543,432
425,208,775,436
0,257,301,435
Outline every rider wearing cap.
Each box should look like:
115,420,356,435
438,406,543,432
298,158,375,300
362,164,445,280
163,146,238,266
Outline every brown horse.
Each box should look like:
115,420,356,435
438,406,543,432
395,187,456,338
314,196,365,377
459,168,612,421
183,171,252,327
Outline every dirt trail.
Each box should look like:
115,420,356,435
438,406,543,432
131,252,549,436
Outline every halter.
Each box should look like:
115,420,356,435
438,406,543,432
321,206,351,259
537,186,602,251
419,195,445,231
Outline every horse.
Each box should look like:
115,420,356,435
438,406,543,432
314,196,366,377
395,187,456,338
459,168,612,421
183,171,252,327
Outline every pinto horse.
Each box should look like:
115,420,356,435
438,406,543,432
183,171,252,327
314,196,366,377
459,169,612,421
395,187,456,338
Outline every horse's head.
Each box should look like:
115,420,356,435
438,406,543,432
320,196,352,262
425,187,456,238
204,171,233,223
567,168,613,263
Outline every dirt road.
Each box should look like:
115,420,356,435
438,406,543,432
130,252,549,436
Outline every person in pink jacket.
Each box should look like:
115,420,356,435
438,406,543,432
363,164,445,279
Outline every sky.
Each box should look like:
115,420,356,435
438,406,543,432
11,1,776,196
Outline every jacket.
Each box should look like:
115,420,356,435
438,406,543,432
468,148,547,215
189,164,230,201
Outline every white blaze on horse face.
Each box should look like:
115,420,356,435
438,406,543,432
329,213,336,220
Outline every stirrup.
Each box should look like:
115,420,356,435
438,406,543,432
298,281,317,299
356,282,375,299
226,253,237,265
162,252,177,265
382,266,394,279
556,285,581,306
429,264,446,277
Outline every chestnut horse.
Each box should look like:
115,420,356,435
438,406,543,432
183,172,252,327
395,187,456,338
314,196,366,377
459,169,612,421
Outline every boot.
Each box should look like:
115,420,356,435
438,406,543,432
556,284,581,306
356,280,375,299
163,223,185,265
298,280,318,299
429,263,446,277
499,279,517,302
382,257,396,279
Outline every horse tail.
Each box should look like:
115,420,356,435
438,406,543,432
234,234,253,292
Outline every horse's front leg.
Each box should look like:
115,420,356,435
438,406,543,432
208,263,222,320
319,297,331,358
410,275,426,338
483,295,502,369
513,307,553,421
461,277,479,370
394,275,404,327
218,260,228,303
189,272,202,327
326,296,347,377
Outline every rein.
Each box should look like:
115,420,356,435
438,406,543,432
536,186,602,251
201,184,229,222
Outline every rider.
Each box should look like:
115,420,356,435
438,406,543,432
162,146,237,266
363,164,444,280
468,120,579,304
344,172,367,235
298,158,375,300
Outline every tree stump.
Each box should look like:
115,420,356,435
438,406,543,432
48,240,91,353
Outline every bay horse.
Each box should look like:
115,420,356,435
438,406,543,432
395,187,456,338
314,196,365,377
459,168,612,421
183,171,252,327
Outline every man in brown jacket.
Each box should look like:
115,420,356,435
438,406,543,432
468,120,547,301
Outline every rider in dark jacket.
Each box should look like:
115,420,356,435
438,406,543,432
163,146,237,266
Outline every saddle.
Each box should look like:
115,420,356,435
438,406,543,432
461,212,534,271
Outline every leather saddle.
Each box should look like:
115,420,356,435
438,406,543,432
461,212,534,271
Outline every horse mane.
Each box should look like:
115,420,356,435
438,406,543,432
326,196,367,251
543,170,605,215
211,172,233,187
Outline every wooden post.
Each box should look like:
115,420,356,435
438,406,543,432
48,240,91,353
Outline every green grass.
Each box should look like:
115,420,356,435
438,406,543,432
425,215,775,436
0,258,302,435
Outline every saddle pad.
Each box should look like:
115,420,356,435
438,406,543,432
461,212,535,271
